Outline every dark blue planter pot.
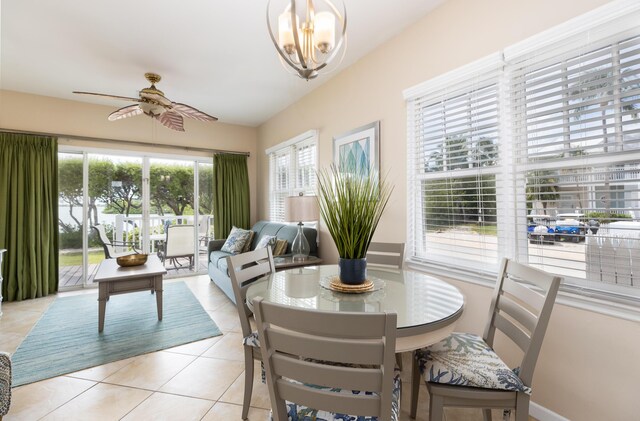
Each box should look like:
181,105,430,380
338,258,367,285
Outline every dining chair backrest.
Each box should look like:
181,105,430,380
483,258,561,388
366,242,405,269
92,224,117,258
227,247,276,339
165,224,195,258
253,297,397,421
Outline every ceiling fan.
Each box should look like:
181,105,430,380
73,73,217,132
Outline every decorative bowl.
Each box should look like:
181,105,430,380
116,254,148,267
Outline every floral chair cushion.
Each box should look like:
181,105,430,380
416,332,530,395
272,366,401,421
221,226,252,254
0,352,11,417
242,331,260,348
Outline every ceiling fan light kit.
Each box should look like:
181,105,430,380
267,0,347,81
73,72,217,132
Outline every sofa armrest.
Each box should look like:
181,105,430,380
207,239,226,255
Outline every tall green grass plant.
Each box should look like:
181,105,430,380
316,165,393,259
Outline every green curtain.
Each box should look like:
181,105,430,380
212,153,250,239
0,133,58,301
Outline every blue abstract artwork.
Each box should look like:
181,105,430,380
338,137,371,177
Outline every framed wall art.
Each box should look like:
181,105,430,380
333,121,380,178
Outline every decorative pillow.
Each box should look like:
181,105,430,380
242,230,256,253
273,239,288,256
256,235,277,251
221,226,252,254
416,332,530,394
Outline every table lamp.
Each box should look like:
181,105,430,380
285,193,319,260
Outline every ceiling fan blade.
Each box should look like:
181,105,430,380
156,110,185,132
73,91,141,102
142,92,172,106
108,104,143,121
170,103,218,122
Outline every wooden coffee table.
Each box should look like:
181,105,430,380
93,255,167,333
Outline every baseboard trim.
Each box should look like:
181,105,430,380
531,401,569,421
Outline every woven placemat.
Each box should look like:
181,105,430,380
327,276,374,293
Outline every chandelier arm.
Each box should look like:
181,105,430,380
266,0,306,72
290,1,308,70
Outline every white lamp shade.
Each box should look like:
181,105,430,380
314,11,335,50
285,195,319,222
278,11,295,49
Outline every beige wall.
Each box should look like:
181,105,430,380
0,89,258,223
256,0,640,419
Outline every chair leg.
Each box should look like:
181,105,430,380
482,408,493,421
242,349,254,420
429,393,444,421
396,352,403,370
410,351,421,419
514,393,529,421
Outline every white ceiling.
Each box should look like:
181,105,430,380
1,0,443,127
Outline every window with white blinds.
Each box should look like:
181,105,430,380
511,31,640,294
406,1,640,303
406,57,505,274
267,132,317,222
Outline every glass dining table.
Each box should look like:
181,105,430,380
246,264,465,352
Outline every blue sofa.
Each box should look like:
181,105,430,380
207,221,318,303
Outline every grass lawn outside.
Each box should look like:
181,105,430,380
60,250,104,267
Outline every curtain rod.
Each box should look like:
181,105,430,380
0,128,251,157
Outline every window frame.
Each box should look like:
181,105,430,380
266,130,318,223
404,0,640,319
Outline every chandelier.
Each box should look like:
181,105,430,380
267,0,347,81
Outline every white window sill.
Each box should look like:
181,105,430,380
406,259,640,323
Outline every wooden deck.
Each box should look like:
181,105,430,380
59,253,209,289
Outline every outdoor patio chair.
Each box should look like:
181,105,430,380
198,215,211,249
91,224,138,259
227,247,276,420
253,296,400,421
160,224,195,270
409,258,561,421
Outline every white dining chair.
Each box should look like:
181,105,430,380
227,247,276,420
410,258,561,421
366,242,405,269
253,296,401,421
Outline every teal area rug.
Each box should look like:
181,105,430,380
12,281,221,386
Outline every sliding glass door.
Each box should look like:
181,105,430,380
58,148,212,290
58,152,86,289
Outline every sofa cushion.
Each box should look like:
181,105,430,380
221,226,252,254
242,230,255,253
209,250,231,269
217,257,230,277
273,239,288,256
256,235,276,250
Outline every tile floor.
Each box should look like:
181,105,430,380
0,275,535,420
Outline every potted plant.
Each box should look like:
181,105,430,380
316,165,393,284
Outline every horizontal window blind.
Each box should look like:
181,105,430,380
268,134,317,222
407,0,640,303
407,61,504,273
512,31,640,291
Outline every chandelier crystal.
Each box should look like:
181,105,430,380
267,0,347,80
